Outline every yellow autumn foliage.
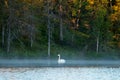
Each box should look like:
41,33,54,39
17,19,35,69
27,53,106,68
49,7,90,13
73,0,77,4
4,0,8,8
116,0,120,2
87,0,94,5
85,5,92,10
101,0,108,4
110,14,118,21
113,5,119,11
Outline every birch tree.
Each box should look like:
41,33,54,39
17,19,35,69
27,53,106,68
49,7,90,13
6,0,12,53
29,0,34,48
47,0,51,57
92,1,108,53
59,0,63,41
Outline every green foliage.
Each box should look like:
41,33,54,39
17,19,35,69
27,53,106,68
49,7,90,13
86,51,103,59
0,0,120,59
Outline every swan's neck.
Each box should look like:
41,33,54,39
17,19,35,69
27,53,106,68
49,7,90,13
58,55,60,60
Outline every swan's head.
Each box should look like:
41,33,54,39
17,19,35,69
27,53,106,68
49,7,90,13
58,54,60,56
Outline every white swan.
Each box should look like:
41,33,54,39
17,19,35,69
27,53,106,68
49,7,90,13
58,54,66,64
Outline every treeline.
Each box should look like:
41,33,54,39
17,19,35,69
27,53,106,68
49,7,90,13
0,0,120,58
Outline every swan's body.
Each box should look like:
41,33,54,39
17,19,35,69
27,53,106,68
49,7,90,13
58,54,66,64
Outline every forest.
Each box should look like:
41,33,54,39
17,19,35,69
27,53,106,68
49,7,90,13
0,0,120,59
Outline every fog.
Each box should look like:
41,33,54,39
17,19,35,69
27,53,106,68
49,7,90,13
0,59,120,67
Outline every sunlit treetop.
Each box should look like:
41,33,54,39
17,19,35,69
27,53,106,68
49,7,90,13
116,0,120,2
87,0,94,5
112,5,119,11
101,0,108,3
110,0,120,21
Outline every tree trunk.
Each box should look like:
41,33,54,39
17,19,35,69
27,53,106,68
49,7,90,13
109,0,113,13
30,26,33,47
6,0,12,53
47,0,51,57
71,33,74,46
1,0,5,48
2,26,5,48
96,36,99,53
59,1,63,41
48,22,51,57
7,22,11,53
60,17,63,41
30,0,34,48
71,34,74,43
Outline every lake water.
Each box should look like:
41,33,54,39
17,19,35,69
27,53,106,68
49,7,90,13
0,67,120,80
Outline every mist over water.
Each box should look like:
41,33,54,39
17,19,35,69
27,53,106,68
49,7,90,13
0,59,120,67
